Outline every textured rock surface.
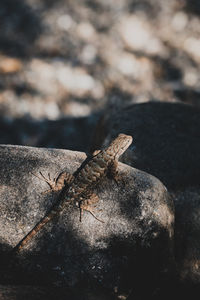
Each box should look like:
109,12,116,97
0,145,174,298
174,188,200,285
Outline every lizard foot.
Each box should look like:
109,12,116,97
80,205,104,223
78,195,104,223
31,171,75,194
31,171,58,194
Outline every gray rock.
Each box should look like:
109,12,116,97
0,145,174,298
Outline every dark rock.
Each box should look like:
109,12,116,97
0,145,174,298
174,187,200,285
0,284,113,300
0,284,73,300
92,101,200,293
92,102,200,189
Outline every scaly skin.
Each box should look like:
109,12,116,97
13,133,133,253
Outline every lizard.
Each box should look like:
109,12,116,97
13,133,133,253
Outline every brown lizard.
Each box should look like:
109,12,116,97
13,133,133,253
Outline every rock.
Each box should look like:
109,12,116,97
0,285,71,300
0,145,174,298
92,101,200,294
174,187,200,285
93,102,200,189
0,284,112,300
26,59,103,99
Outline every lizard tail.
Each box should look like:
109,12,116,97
12,209,59,254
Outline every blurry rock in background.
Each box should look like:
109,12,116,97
0,0,200,150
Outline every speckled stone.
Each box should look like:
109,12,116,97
0,145,174,298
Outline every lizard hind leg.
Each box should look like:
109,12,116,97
79,193,104,223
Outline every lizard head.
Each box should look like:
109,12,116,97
106,133,133,159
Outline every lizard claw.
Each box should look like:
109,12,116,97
30,171,57,193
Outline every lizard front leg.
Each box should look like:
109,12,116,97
107,160,120,184
31,171,74,194
92,149,101,156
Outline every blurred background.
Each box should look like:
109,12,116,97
0,0,200,152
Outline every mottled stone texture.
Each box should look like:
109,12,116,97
0,145,174,299
174,188,200,284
